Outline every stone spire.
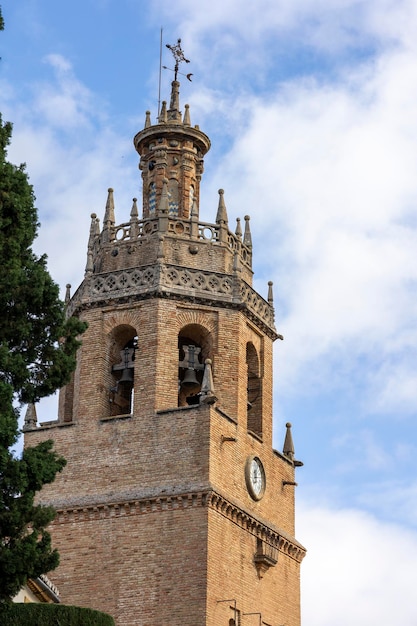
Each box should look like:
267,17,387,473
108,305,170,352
283,422,304,468
102,188,115,243
159,101,167,124
183,103,191,126
268,281,274,305
235,217,242,239
243,215,252,247
168,81,182,122
130,197,138,220
85,212,98,274
103,188,115,225
130,198,139,239
200,359,216,405
94,214,100,235
215,189,228,243
216,189,228,225
283,422,295,460
23,403,37,430
89,213,98,242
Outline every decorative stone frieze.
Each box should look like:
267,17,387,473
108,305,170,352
67,263,276,336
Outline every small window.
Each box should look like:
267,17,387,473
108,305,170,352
148,182,156,216
189,184,195,215
168,179,179,216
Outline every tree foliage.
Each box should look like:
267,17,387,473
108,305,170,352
0,603,115,625
0,113,87,601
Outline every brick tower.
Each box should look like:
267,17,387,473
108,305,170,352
24,48,305,625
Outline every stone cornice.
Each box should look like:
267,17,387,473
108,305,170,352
208,491,306,563
134,123,211,156
67,264,278,339
52,489,305,563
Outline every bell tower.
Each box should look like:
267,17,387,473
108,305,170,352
24,43,305,626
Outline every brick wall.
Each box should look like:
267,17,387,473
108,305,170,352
26,394,304,626
23,108,304,623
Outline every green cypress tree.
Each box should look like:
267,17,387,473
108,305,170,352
0,110,87,601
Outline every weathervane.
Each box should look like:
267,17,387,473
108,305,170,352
165,38,193,82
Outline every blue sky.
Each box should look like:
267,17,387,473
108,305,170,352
2,1,417,623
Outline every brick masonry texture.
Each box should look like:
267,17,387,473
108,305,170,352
24,83,305,625
26,391,304,625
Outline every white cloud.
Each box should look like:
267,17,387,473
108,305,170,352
298,502,417,625
366,353,417,415
356,479,417,526
33,54,100,130
46,53,72,73
191,38,417,417
153,0,417,78
331,428,394,473
1,56,139,294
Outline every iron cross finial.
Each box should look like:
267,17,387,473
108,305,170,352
166,38,190,81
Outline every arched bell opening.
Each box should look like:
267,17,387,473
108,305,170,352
178,324,212,407
108,324,137,416
246,342,263,438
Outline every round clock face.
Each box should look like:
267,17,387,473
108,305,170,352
245,456,266,500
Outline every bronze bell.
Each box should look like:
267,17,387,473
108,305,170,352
118,367,134,385
181,368,199,387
